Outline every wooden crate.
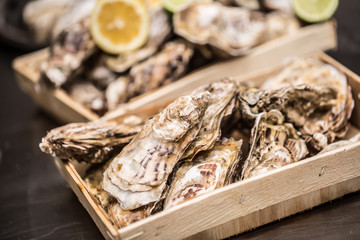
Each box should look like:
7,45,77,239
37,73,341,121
53,52,360,240
12,21,337,123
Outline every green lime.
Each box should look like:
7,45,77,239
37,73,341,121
291,0,339,23
161,0,212,13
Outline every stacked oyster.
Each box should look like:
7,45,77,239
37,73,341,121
39,0,300,116
40,57,355,229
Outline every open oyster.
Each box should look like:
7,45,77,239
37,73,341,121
105,5,171,73
164,138,242,209
241,110,308,179
39,115,143,164
174,2,266,56
182,78,238,160
261,58,354,151
128,40,194,98
103,92,209,210
41,19,96,87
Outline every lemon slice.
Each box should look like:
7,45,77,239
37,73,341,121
291,0,339,23
161,0,212,13
90,0,150,54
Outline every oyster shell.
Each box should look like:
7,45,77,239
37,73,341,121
105,77,130,111
67,81,107,115
264,12,300,42
164,138,243,209
41,19,96,87
263,0,292,13
128,40,194,98
105,5,171,73
218,0,260,10
103,92,209,210
319,133,360,155
39,115,144,164
182,78,238,160
84,160,152,228
241,110,308,179
261,58,354,151
174,2,266,56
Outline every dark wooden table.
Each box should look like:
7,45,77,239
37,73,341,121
1,1,359,239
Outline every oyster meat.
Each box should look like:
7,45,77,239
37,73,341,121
164,138,243,209
261,58,354,151
182,78,238,160
41,19,96,87
39,115,143,164
103,92,209,210
174,2,266,56
105,5,171,73
241,110,308,179
128,40,194,98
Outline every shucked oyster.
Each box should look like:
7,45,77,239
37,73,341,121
241,110,308,179
41,19,96,87
103,92,209,210
105,5,171,73
261,58,354,151
39,115,143,164
84,161,152,228
164,138,243,209
127,40,194,98
174,2,266,56
182,78,238,160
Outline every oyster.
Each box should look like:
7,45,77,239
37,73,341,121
128,40,194,98
41,19,96,87
264,12,300,41
218,0,260,10
241,110,308,179
105,5,171,73
164,139,243,209
319,133,360,155
103,92,209,210
39,115,144,164
174,2,266,56
105,77,130,111
67,81,106,115
182,78,238,160
84,160,152,228
261,58,354,151
263,0,292,13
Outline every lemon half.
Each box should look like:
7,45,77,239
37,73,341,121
91,0,150,54
292,0,339,23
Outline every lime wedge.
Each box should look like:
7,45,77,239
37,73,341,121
291,0,339,23
161,0,212,13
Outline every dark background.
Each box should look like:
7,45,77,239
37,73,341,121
0,1,359,239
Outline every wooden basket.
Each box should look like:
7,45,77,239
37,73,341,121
12,21,337,123
53,52,360,240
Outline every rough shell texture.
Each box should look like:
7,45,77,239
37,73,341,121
261,58,354,151
39,115,143,164
128,40,194,98
105,6,171,73
182,78,238,160
103,92,209,210
164,138,243,209
241,110,308,179
174,2,266,56
263,12,300,42
84,160,152,229
105,77,130,111
41,19,96,87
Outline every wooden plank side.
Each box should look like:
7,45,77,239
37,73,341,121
118,142,360,240
53,158,119,240
108,21,336,117
187,176,360,240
